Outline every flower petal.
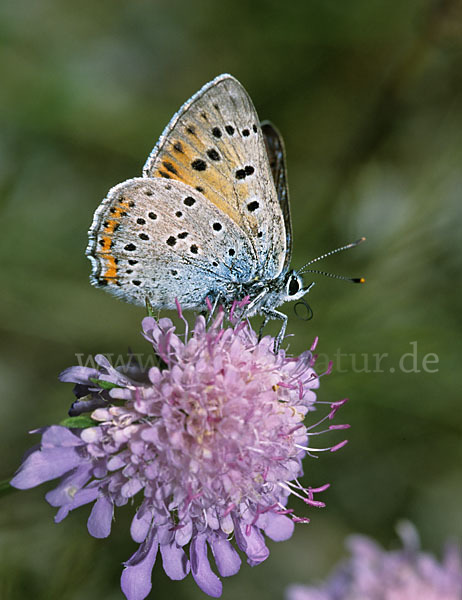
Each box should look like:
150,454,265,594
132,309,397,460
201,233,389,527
121,478,143,498
54,486,99,522
121,536,159,600
59,366,100,384
190,534,222,597
130,509,153,543
210,535,241,577
175,519,193,547
45,465,92,506
87,495,113,538
11,446,83,489
41,426,84,447
233,519,269,566
261,513,294,542
160,541,190,580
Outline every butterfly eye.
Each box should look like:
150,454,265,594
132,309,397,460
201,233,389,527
288,276,300,296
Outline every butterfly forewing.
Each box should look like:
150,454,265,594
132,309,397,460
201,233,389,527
143,74,287,281
87,178,258,308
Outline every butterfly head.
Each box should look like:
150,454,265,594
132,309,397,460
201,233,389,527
283,270,313,304
249,270,313,316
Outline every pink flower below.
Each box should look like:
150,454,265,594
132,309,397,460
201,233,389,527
12,308,348,599
286,522,462,600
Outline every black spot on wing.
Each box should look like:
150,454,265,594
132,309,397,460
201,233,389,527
191,159,207,171
163,161,178,175
235,165,255,180
206,149,220,161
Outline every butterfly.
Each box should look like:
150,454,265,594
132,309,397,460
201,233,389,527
87,74,363,348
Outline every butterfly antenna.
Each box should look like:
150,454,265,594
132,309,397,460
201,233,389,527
297,237,366,284
302,269,365,284
297,237,366,280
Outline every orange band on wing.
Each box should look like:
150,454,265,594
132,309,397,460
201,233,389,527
103,255,118,280
97,197,132,283
99,235,112,253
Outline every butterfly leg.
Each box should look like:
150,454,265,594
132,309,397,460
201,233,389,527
258,315,270,342
205,292,224,324
261,308,288,353
240,289,267,316
234,288,268,328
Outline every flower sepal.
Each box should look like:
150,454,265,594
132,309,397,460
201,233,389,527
89,377,123,390
60,415,98,429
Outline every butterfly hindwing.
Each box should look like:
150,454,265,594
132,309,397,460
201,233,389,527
87,178,258,308
261,121,292,273
143,74,287,280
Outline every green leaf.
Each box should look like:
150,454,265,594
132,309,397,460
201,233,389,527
60,415,97,429
89,377,121,390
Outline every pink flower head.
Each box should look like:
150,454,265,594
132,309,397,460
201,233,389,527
286,521,462,600
12,307,348,599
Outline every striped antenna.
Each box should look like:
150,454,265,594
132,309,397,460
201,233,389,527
302,269,365,283
297,237,366,276
297,237,366,283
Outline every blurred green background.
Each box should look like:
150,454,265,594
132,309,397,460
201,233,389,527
1,0,461,598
